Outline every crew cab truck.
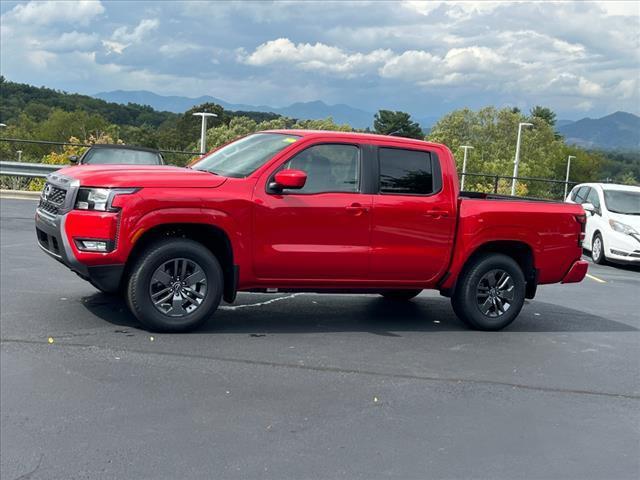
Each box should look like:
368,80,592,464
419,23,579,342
35,130,588,332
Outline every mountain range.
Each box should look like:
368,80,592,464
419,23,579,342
93,90,439,130
556,111,640,150
93,90,639,150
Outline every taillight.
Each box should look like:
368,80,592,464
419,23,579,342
575,214,586,246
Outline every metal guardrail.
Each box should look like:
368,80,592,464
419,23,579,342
0,137,198,156
0,161,61,178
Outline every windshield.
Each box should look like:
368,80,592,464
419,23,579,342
83,148,161,165
192,133,301,178
603,189,640,215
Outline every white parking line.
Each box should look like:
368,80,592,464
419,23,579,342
586,273,606,284
219,293,304,310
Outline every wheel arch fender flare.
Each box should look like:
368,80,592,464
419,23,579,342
440,236,538,298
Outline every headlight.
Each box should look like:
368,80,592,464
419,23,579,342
609,219,638,235
74,188,137,211
75,188,111,211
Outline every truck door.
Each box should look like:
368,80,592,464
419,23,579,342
370,146,456,283
253,142,372,280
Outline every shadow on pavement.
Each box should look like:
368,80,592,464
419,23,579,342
606,262,640,273
82,292,638,335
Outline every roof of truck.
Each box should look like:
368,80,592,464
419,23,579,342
262,129,442,148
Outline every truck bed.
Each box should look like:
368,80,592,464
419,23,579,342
460,191,561,203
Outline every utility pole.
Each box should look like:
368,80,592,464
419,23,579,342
564,155,576,198
192,112,218,155
459,145,473,191
511,122,533,196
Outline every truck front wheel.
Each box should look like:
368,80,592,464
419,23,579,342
126,239,223,332
451,253,526,331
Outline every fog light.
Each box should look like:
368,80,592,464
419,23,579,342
74,239,113,252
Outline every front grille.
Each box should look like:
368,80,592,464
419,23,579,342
38,183,68,215
46,185,66,204
38,199,60,215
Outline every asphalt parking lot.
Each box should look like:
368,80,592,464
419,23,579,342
1,197,639,480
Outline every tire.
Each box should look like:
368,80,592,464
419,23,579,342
451,253,526,331
591,233,607,265
380,289,422,301
126,238,223,332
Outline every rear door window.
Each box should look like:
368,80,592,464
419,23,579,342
379,148,435,195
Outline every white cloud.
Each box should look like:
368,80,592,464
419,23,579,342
546,73,604,98
26,50,57,69
240,38,393,77
158,42,202,58
402,1,502,19
112,18,159,44
595,1,640,17
1,0,638,117
102,40,128,55
41,31,100,52
102,18,160,55
6,0,104,26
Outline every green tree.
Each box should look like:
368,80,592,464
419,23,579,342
292,117,352,132
428,107,601,198
373,110,423,139
529,106,557,127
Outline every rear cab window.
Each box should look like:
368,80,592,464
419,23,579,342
378,147,441,195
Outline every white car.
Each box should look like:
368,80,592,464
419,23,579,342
566,183,640,264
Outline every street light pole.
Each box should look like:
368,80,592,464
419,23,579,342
564,155,576,198
459,145,473,191
192,112,218,155
16,150,22,162
511,122,533,196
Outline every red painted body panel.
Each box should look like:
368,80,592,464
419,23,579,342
369,142,458,284
561,260,589,283
439,198,586,290
43,130,587,294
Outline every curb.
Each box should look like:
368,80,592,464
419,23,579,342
0,189,41,200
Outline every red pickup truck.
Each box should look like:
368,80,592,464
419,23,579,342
35,130,588,332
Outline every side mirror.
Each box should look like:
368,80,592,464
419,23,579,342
582,202,595,215
68,155,79,164
271,169,307,191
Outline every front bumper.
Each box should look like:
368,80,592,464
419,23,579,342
604,231,640,263
35,176,125,292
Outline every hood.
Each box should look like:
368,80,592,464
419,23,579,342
54,164,227,189
608,211,640,231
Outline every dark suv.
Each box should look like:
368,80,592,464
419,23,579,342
70,144,164,166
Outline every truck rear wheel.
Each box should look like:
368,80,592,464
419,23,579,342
451,253,526,331
380,289,422,301
126,238,223,332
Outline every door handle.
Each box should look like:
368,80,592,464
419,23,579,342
346,203,369,216
424,209,450,218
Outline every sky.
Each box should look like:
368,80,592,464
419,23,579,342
1,0,639,120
